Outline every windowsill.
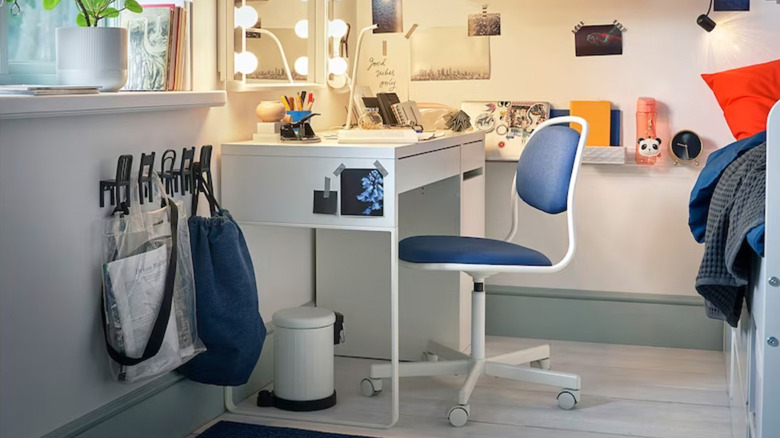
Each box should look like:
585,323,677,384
0,90,227,119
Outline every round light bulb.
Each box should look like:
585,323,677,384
234,5,257,29
294,56,308,76
329,19,348,38
235,51,258,75
328,56,348,75
294,19,309,39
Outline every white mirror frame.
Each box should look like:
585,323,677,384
218,0,327,91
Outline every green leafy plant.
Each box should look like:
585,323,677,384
43,0,143,27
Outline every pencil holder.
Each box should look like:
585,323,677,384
287,110,312,123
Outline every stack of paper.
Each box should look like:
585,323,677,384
0,85,100,96
569,101,611,146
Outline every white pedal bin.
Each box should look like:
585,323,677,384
272,307,337,411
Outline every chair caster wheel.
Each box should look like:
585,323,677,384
360,378,382,397
447,404,470,427
421,351,439,362
557,389,579,410
530,358,551,370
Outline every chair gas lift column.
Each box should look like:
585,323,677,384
360,116,589,427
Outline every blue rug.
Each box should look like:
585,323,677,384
198,421,377,438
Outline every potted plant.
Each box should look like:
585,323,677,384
43,0,143,91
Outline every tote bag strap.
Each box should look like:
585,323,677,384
191,162,221,217
101,198,179,367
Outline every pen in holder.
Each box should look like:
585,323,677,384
281,112,321,143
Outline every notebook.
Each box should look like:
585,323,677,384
391,101,422,127
569,100,611,146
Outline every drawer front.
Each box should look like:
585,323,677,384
222,154,396,229
461,139,485,173
396,146,460,194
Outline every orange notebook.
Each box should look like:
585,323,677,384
569,101,611,146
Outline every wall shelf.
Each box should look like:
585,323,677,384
0,91,227,120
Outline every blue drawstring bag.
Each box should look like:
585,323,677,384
178,167,266,386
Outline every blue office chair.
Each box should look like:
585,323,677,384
360,116,589,427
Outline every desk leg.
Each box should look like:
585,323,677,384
223,227,400,429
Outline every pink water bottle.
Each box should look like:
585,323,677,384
635,98,661,165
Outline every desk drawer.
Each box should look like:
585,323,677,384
396,146,460,193
461,140,485,173
222,154,396,228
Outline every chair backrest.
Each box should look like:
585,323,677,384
515,120,584,214
504,116,588,271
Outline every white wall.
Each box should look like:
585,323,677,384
352,0,780,296
0,1,351,436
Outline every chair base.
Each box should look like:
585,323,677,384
362,340,581,426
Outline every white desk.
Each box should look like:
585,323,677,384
220,131,485,428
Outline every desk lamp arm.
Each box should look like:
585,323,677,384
344,24,378,129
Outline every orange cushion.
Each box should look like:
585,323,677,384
701,59,780,140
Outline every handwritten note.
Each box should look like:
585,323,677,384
367,57,397,92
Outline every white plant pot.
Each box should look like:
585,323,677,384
56,27,128,92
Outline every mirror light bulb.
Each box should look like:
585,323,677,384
294,56,308,76
235,51,258,75
329,19,348,38
294,19,309,39
234,6,258,29
329,56,348,75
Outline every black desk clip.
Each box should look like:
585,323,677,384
159,149,177,195
172,146,195,195
137,152,156,205
100,154,133,214
281,113,321,143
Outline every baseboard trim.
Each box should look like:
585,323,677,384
486,286,723,351
41,373,185,438
41,337,277,438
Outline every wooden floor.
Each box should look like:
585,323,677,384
191,336,730,438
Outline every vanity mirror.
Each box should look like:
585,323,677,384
219,0,324,90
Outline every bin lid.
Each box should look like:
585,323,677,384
273,307,336,329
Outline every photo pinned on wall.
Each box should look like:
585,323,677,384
468,6,501,36
341,169,384,217
410,26,491,81
372,0,403,34
714,0,749,11
461,101,550,161
574,23,623,57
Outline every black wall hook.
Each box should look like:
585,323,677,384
172,147,195,195
197,145,214,194
137,152,156,205
100,155,133,212
159,149,178,195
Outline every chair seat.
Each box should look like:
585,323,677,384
399,235,552,266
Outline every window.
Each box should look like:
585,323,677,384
1,0,78,84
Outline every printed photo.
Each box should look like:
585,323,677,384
714,0,749,11
372,0,403,34
410,27,491,81
341,169,384,217
575,24,622,57
468,12,501,36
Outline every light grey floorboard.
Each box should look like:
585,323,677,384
191,336,730,438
